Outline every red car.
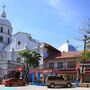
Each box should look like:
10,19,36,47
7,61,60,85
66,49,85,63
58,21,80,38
2,78,25,86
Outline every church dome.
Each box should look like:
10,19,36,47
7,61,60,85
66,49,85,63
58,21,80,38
58,40,76,52
0,17,11,27
0,6,12,27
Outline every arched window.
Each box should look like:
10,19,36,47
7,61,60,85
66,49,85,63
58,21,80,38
0,36,3,42
8,38,10,44
0,27,3,33
18,41,21,45
8,29,10,35
28,36,32,40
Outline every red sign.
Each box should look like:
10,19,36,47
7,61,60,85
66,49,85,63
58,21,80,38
76,64,80,71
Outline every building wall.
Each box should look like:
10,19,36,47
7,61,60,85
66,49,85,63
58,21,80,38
0,60,20,78
39,47,48,68
3,32,42,61
12,33,39,51
46,58,76,69
0,24,12,52
0,60,9,78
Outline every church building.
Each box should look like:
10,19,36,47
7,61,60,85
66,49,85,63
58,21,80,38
0,7,50,78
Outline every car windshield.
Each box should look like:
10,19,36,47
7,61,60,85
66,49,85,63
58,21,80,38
48,76,64,80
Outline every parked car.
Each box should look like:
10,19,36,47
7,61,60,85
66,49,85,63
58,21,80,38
45,75,72,88
2,78,25,86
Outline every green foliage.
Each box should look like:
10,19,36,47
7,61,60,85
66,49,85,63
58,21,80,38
19,50,41,68
79,50,90,63
18,50,41,80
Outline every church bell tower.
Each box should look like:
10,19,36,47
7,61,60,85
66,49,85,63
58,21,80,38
0,6,12,51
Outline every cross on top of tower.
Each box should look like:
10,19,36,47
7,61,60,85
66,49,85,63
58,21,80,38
2,5,6,11
1,5,6,18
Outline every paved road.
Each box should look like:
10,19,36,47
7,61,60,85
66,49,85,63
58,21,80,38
0,85,90,90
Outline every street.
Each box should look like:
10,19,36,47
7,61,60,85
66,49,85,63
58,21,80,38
0,85,90,90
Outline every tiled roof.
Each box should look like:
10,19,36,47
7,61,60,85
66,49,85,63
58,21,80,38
45,51,83,60
44,43,60,52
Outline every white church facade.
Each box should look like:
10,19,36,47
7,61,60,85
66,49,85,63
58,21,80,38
0,7,50,78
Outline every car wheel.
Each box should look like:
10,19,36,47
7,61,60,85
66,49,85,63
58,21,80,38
9,83,12,87
18,84,20,86
66,83,72,88
5,84,8,87
22,83,25,86
47,85,50,88
50,83,55,88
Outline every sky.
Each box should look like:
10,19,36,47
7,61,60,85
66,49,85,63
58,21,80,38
0,0,90,50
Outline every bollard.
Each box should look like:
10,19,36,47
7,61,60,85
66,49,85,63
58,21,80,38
32,72,35,84
37,72,40,81
76,80,78,87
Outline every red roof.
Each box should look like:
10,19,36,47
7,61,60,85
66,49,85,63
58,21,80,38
45,51,83,61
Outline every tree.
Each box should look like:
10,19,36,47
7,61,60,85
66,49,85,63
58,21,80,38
79,18,90,63
19,50,41,81
79,50,90,63
80,18,90,50
79,35,90,63
19,50,41,68
79,18,90,84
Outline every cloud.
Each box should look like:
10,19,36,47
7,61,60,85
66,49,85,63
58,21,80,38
43,0,79,22
46,0,62,8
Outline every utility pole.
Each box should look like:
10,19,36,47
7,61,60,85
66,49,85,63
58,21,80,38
79,35,87,85
83,35,87,54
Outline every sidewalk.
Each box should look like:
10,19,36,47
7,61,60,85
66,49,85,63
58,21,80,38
72,83,90,88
